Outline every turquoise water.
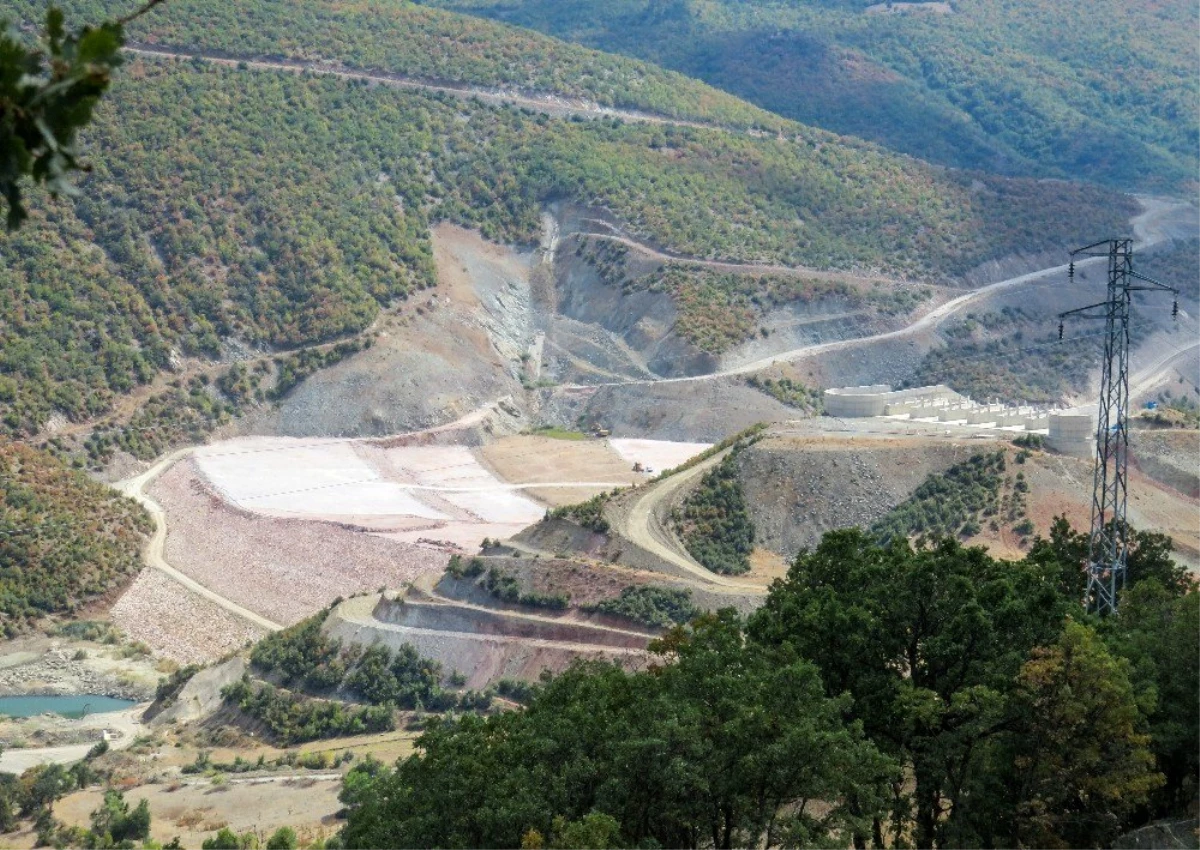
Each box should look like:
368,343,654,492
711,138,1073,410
0,694,135,719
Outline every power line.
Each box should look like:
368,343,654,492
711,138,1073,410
1059,240,1180,616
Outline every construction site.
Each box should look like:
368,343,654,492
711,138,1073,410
2,198,1196,849
824,383,1096,456
95,200,1198,668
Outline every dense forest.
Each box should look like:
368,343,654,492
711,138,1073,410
0,440,150,636
425,0,1199,190
336,525,1198,849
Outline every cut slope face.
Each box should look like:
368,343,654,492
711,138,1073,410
325,592,650,690
247,225,534,438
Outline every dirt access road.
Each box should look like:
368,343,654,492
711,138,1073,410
125,45,738,134
117,449,283,632
611,449,765,593
568,197,1192,390
0,704,148,774
1130,341,1200,402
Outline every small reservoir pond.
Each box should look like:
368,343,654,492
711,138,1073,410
0,695,134,719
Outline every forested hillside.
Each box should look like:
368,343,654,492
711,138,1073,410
0,440,150,635
425,0,1199,190
9,0,788,131
0,41,1131,441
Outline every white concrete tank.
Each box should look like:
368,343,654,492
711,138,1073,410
1047,413,1095,457
824,385,892,417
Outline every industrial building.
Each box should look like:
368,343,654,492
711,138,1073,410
823,384,963,417
824,384,1095,452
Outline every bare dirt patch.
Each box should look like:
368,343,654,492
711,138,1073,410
736,433,977,558
1130,429,1200,499
54,779,343,849
478,435,646,505
608,439,711,473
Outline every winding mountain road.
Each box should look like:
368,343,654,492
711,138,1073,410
566,197,1192,389
124,45,1190,397
610,450,765,593
117,450,283,632
1130,341,1200,402
125,45,732,133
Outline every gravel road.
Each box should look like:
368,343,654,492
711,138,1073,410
0,704,149,774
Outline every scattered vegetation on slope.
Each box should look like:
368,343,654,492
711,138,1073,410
746,376,823,414
249,608,457,708
577,236,934,353
636,265,934,353
221,679,396,746
209,605,491,743
480,566,570,610
870,450,1008,543
548,492,612,534
909,307,1101,404
1142,393,1200,430
1139,238,1200,302
582,585,699,629
0,440,150,636
75,339,371,469
425,0,1199,189
673,453,755,575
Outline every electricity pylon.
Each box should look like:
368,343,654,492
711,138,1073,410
1058,238,1179,615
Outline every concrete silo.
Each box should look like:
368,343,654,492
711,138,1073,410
1047,412,1095,457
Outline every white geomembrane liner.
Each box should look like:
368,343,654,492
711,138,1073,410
191,436,708,538
195,439,375,502
609,439,711,472
437,488,545,524
243,482,449,519
384,445,498,488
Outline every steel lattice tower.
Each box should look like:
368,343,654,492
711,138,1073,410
1059,239,1178,615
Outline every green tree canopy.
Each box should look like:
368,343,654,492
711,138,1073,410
0,7,124,229
746,529,1139,848
340,611,894,849
1006,621,1162,849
